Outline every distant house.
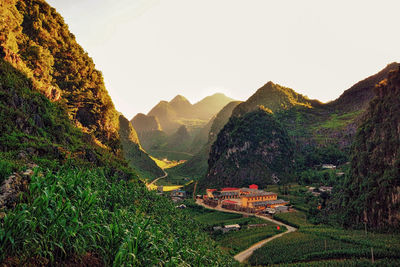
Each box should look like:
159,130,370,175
224,224,240,232
175,204,186,209
171,190,186,198
322,164,336,169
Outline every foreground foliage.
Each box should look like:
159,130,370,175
0,168,235,266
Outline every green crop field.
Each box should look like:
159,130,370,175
214,225,284,255
183,201,285,256
273,211,313,228
248,225,400,266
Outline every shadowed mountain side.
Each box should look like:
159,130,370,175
336,66,400,229
327,62,400,112
118,115,164,180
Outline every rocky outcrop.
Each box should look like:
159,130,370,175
0,164,37,212
340,66,400,229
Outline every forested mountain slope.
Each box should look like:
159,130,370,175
202,64,399,188
0,0,162,179
337,66,400,229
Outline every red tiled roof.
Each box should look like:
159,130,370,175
249,184,258,189
206,189,217,192
221,187,240,191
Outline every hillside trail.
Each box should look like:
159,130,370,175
148,170,168,186
195,199,297,263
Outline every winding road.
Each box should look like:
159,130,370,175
148,170,168,186
196,199,297,263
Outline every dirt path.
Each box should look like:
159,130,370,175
148,170,168,186
196,199,297,263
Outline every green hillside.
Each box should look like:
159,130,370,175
201,64,399,188
232,81,319,117
203,107,294,188
0,0,164,180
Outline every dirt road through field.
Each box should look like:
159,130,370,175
196,199,297,263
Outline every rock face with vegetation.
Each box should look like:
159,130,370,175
0,0,164,179
204,108,294,188
339,67,400,229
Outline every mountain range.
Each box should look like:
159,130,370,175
131,93,235,159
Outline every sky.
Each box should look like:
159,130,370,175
47,0,400,119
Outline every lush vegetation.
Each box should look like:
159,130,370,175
332,67,400,229
0,58,133,182
203,108,294,188
0,0,163,180
248,226,400,266
0,168,235,266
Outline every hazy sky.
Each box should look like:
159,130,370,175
47,0,400,119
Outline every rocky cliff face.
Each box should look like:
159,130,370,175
0,0,122,152
340,67,400,229
0,0,161,179
203,108,294,188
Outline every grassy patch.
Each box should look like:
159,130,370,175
314,110,362,130
274,211,313,228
